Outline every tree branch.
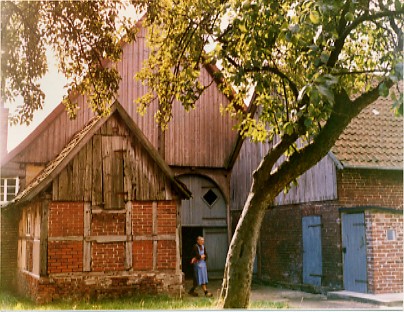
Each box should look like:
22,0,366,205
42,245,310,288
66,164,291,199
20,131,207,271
328,8,404,67
260,79,395,202
245,65,299,99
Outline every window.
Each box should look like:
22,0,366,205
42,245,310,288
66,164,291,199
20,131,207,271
387,229,396,241
202,189,218,207
0,177,20,204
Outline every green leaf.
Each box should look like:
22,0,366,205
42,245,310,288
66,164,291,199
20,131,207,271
378,82,389,97
309,11,321,24
238,23,247,33
344,12,354,22
316,84,334,104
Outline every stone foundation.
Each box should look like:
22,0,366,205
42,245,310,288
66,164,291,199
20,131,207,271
17,271,184,304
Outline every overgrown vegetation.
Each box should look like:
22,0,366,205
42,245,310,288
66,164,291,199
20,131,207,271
0,290,288,310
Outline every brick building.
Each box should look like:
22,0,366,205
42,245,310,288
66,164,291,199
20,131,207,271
0,24,238,302
1,104,191,303
0,20,402,302
254,97,403,294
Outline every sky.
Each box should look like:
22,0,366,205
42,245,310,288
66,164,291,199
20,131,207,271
5,58,67,152
4,3,140,153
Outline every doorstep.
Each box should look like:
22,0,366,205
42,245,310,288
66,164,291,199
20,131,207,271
327,290,403,307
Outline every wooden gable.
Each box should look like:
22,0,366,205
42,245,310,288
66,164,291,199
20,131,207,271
2,25,240,172
5,103,190,209
53,112,176,206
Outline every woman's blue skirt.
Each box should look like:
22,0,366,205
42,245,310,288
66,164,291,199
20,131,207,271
194,260,208,285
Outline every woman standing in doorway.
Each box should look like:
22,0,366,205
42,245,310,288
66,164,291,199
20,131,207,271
188,236,213,297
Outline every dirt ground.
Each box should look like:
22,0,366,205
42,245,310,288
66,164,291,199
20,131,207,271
185,279,401,310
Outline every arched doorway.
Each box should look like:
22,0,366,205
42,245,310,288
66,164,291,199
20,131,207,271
179,175,228,279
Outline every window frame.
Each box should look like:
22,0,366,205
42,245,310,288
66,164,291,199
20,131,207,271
0,177,20,204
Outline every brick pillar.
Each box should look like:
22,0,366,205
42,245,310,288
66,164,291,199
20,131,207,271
0,106,9,161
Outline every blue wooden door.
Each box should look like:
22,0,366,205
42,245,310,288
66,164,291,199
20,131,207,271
342,213,368,293
302,216,323,286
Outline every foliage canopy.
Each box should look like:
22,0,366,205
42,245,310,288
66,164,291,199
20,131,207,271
1,0,137,124
1,1,403,308
134,0,403,142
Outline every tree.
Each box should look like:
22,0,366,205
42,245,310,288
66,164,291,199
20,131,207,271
2,0,403,308
132,0,403,308
1,0,137,124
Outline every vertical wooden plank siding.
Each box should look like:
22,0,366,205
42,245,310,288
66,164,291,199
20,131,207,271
84,141,93,202
125,201,133,269
40,199,49,276
51,114,176,203
83,203,91,272
164,66,238,168
231,136,338,211
102,136,113,209
9,31,238,170
92,135,103,206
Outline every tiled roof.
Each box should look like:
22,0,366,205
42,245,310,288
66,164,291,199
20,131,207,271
332,96,403,170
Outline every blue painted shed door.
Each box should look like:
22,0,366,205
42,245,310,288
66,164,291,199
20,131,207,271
342,213,368,293
302,216,323,286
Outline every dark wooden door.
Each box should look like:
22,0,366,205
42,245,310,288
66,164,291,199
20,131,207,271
179,175,228,278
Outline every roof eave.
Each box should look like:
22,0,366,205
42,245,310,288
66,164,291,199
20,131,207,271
340,163,403,171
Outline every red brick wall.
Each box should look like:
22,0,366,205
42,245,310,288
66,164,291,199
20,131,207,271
48,202,84,274
257,168,402,293
48,241,83,273
157,201,177,234
91,213,125,236
132,201,178,271
92,242,126,272
157,240,176,270
49,202,84,236
133,240,153,270
15,199,181,302
338,169,403,208
26,240,34,272
259,202,342,290
260,206,302,285
366,212,403,294
132,202,153,235
1,206,20,290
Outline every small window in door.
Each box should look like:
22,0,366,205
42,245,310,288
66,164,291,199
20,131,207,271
202,189,218,207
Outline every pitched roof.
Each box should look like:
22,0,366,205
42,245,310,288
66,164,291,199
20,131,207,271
3,102,191,208
332,96,403,170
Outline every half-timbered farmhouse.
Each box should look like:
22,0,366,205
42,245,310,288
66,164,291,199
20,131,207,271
231,95,403,295
0,21,402,302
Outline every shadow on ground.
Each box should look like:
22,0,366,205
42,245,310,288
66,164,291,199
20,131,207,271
184,278,402,310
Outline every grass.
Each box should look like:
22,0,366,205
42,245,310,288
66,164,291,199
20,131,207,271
0,290,288,310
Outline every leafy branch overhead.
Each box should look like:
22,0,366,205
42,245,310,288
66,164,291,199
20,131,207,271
1,0,137,124
132,0,403,308
135,0,403,140
2,0,403,309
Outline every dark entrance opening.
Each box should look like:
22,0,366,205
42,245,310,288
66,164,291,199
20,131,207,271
182,227,203,279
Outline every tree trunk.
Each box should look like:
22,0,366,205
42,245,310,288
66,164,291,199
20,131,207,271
220,182,272,308
218,82,392,308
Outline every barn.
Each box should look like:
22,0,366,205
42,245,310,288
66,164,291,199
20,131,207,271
231,95,403,294
1,19,402,303
0,23,240,302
